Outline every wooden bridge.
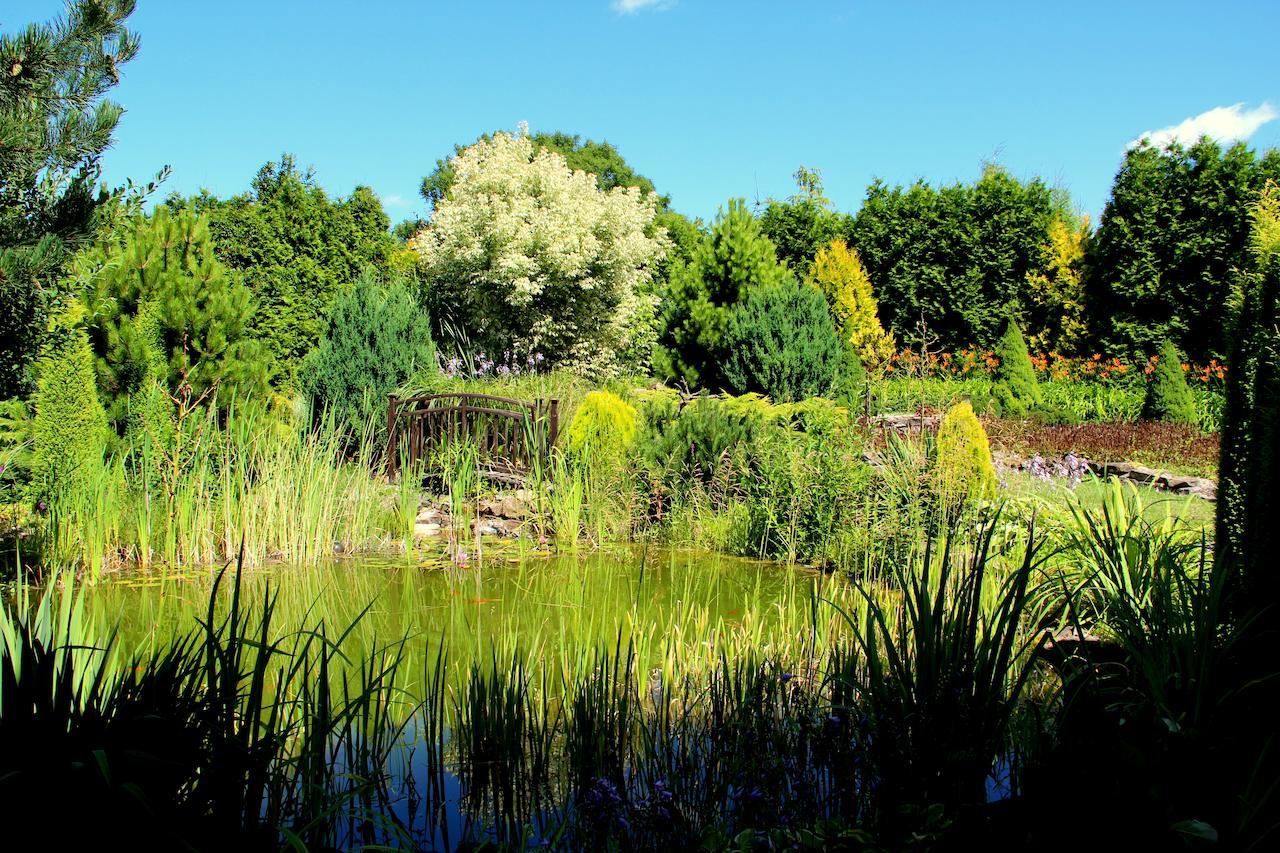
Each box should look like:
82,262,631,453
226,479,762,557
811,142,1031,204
385,393,559,485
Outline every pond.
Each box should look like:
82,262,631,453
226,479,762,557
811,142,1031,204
74,545,862,848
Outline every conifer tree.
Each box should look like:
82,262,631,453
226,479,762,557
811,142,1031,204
934,400,997,515
1218,181,1280,619
1142,340,1197,424
31,329,107,500
991,319,1042,417
75,207,270,430
654,199,789,389
722,277,842,403
0,1,139,398
806,239,896,372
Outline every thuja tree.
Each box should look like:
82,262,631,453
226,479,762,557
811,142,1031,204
0,1,138,398
991,319,1042,417
301,271,435,441
758,166,853,274
74,207,270,430
414,131,666,377
654,199,789,390
722,277,842,403
172,156,397,384
31,328,107,500
1142,340,1197,424
1086,138,1280,362
1218,181,1280,618
807,239,896,372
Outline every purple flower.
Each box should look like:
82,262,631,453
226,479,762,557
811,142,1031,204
780,672,794,684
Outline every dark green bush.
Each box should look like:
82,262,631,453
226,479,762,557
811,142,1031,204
991,319,1042,417
1142,340,1197,424
722,277,842,403
301,271,435,441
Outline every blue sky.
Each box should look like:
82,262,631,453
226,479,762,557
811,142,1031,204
7,1,1279,225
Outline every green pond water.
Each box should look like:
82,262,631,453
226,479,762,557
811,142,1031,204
81,544,854,696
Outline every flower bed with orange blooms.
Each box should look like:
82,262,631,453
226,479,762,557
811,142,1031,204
869,349,1226,431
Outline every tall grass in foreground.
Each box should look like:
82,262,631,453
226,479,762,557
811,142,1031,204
27,405,397,576
0,561,409,851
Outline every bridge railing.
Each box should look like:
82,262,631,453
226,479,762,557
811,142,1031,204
385,392,559,484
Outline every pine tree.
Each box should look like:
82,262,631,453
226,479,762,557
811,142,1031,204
76,207,270,430
806,239,896,372
0,1,140,398
1142,340,1197,423
654,199,788,389
31,329,107,500
992,319,1042,417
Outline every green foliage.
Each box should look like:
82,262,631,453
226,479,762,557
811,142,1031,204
0,1,139,398
75,207,270,431
933,401,997,513
1142,341,1197,424
174,156,397,384
1217,181,1280,614
723,277,842,403
849,165,1062,350
757,166,853,273
301,271,436,440
31,329,106,499
654,199,789,389
637,394,767,493
1086,138,1280,362
991,320,1042,417
565,391,639,460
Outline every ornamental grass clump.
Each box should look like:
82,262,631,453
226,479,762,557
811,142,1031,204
1141,340,1197,424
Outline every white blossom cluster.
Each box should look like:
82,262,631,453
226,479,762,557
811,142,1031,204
412,131,667,376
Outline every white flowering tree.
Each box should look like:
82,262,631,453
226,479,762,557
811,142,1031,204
412,130,667,377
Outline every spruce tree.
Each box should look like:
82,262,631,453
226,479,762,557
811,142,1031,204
991,319,1042,417
1142,340,1197,423
301,271,435,440
722,277,842,403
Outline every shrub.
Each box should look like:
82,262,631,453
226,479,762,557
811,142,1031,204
991,319,1042,417
413,130,666,377
1142,340,1197,424
933,401,997,514
722,277,842,403
31,330,107,500
301,271,435,441
637,394,765,493
807,239,896,371
565,390,639,461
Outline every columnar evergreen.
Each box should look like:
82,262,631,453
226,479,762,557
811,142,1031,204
991,319,1042,417
1142,340,1197,424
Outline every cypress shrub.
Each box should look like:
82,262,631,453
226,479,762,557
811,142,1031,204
32,330,107,500
1142,340,1197,424
566,391,639,461
1218,182,1280,616
301,271,436,441
992,319,1042,417
722,277,841,403
933,400,998,514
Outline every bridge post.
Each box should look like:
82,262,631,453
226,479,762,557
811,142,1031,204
386,394,399,480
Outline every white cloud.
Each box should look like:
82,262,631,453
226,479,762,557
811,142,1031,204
612,0,675,14
1129,102,1279,150
381,193,410,209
